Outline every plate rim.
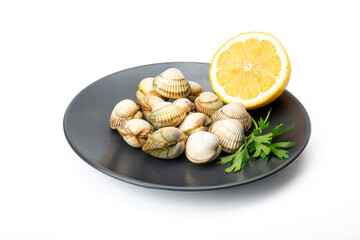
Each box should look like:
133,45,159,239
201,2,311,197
63,62,311,191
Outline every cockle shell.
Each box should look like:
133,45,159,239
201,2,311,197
110,99,143,129
211,102,252,131
136,77,165,99
187,81,204,102
142,127,188,159
136,96,165,122
117,119,154,148
185,131,222,164
209,119,245,153
177,112,211,135
149,102,186,129
194,92,224,117
173,98,195,114
153,68,191,99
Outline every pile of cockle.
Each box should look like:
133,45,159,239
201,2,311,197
109,68,252,164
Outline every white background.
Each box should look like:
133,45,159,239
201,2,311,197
1,0,359,239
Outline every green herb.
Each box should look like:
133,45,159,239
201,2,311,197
217,109,295,173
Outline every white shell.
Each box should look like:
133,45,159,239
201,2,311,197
110,99,143,129
136,77,165,99
194,92,224,117
117,119,154,148
153,68,190,99
209,119,245,153
187,81,204,102
177,112,211,135
211,102,252,131
136,96,165,122
142,127,188,159
185,131,222,164
173,98,195,114
149,102,186,129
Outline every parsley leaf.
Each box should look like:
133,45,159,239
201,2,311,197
224,144,250,173
258,117,269,130
217,154,235,165
271,123,294,137
269,142,295,159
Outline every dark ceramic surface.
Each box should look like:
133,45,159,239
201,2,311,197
63,62,311,191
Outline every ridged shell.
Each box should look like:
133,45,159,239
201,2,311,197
173,98,195,114
211,102,252,131
185,131,221,164
209,119,245,153
153,68,190,99
149,102,186,129
136,77,165,99
142,127,188,159
110,99,143,129
117,119,154,148
136,96,165,122
187,81,204,102
177,112,211,136
194,92,224,117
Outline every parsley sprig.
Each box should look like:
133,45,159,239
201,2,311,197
217,109,295,173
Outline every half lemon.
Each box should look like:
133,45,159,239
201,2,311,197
209,32,291,110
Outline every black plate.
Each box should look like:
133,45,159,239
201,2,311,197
63,62,311,191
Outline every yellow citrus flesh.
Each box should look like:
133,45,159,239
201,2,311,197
210,32,291,110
